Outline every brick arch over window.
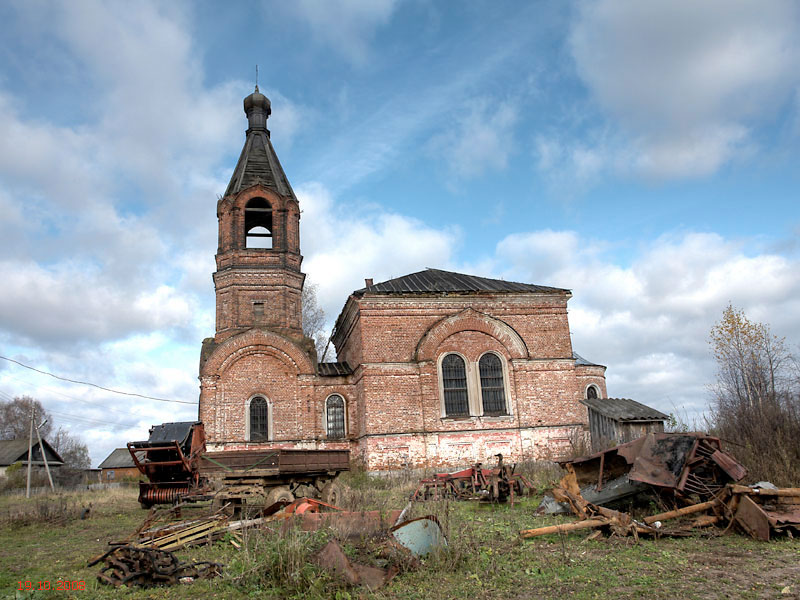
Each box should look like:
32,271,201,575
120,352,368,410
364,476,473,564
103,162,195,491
415,308,528,362
201,329,315,377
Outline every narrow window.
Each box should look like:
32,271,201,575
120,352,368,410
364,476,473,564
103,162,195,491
245,198,273,248
586,385,599,400
253,301,265,323
479,353,507,414
326,395,346,439
250,396,269,441
442,354,469,416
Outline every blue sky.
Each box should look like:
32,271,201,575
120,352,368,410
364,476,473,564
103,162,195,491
0,0,799,465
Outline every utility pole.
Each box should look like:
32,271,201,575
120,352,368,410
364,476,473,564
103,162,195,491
26,404,34,499
34,419,55,491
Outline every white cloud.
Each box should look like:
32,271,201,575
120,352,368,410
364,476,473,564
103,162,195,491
562,0,800,179
429,97,518,180
490,230,800,418
297,182,460,321
281,0,399,66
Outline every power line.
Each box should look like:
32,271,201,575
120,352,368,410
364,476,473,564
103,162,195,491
2,372,153,420
0,355,198,405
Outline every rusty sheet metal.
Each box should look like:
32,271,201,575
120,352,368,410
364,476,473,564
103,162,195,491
735,494,772,541
563,433,746,505
313,540,396,590
710,450,747,481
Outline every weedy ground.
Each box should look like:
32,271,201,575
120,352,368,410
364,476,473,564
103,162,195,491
0,466,798,600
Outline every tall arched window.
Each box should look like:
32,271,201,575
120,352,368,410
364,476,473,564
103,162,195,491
326,395,346,439
442,354,469,416
586,385,599,400
250,396,269,441
245,198,272,248
479,353,507,414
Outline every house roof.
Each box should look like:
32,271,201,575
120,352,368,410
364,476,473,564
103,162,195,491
354,269,569,296
223,87,297,200
0,438,64,466
581,397,669,422
317,362,353,377
98,448,139,470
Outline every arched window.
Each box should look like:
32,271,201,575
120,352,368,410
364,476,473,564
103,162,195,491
479,353,507,414
326,395,346,439
245,198,272,249
586,385,599,400
249,396,269,441
442,354,469,416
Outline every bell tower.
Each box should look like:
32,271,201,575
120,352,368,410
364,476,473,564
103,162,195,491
212,86,305,342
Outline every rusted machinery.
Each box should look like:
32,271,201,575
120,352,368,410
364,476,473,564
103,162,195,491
129,421,350,511
128,422,207,509
412,454,534,503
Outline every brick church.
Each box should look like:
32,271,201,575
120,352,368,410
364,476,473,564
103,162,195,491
198,87,608,470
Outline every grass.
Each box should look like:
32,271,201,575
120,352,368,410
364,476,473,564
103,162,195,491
0,471,798,600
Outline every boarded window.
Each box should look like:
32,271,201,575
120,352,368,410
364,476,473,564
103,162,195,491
326,395,346,439
586,385,598,400
479,353,507,414
442,354,469,416
250,396,269,441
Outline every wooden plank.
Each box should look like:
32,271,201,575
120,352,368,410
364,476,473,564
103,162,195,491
643,499,719,525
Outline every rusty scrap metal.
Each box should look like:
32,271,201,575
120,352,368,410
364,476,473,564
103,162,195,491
525,476,800,542
413,454,534,503
540,433,747,515
313,540,398,590
731,486,800,541
88,545,222,587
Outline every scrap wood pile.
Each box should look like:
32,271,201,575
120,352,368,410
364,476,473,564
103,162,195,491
88,545,222,587
413,454,534,503
524,432,800,542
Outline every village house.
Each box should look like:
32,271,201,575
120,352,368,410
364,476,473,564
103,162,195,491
198,88,608,470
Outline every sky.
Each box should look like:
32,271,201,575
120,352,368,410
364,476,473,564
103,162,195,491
0,0,798,467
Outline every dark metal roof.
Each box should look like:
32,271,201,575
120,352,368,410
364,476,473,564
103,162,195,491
147,422,199,444
573,352,603,367
317,362,353,377
224,90,296,199
0,438,64,466
581,398,669,422
98,447,140,469
354,269,569,295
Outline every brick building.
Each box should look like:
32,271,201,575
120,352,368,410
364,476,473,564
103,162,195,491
198,88,607,470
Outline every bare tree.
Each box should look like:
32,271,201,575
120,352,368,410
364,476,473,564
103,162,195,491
0,396,53,440
708,305,800,485
302,282,330,360
51,427,91,469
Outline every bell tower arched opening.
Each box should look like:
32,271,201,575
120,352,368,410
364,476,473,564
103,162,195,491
245,197,273,249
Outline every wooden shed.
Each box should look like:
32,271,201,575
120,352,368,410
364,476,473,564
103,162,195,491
98,448,143,482
580,397,669,452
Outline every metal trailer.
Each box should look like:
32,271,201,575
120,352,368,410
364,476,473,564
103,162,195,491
200,449,350,512
129,421,350,511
